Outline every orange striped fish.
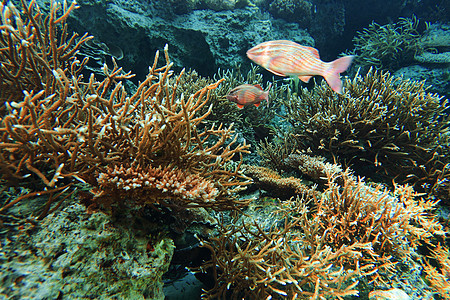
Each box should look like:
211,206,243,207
226,83,271,109
247,40,353,94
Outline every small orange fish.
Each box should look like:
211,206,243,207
226,83,271,109
247,40,353,94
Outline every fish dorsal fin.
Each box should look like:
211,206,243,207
305,46,320,59
298,75,313,83
236,104,244,109
254,84,263,90
254,102,260,107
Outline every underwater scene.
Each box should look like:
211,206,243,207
0,0,449,299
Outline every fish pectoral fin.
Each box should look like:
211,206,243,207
267,56,288,76
298,75,313,83
236,104,244,109
254,102,261,107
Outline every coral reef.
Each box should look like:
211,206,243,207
283,152,343,182
423,243,450,299
1,1,449,300
0,203,174,299
257,134,298,173
94,164,249,210
284,68,450,195
196,168,445,299
242,164,319,198
415,22,450,64
0,0,91,108
350,17,422,71
268,0,314,27
0,0,251,217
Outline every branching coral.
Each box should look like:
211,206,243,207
242,164,319,198
350,16,422,70
197,168,445,299
257,134,298,173
0,0,251,216
284,68,450,195
94,164,251,210
283,152,343,182
0,0,92,108
423,243,450,299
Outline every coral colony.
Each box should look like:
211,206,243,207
1,1,449,299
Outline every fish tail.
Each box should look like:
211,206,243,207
324,55,354,94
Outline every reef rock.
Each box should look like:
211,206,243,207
0,203,175,299
37,0,313,80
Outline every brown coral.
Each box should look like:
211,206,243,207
0,1,251,217
284,152,343,182
242,164,318,198
197,168,445,299
93,164,250,210
423,243,450,299
0,0,92,107
284,68,450,195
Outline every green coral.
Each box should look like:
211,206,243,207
283,68,450,193
350,16,423,71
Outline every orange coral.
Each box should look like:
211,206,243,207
242,164,318,198
284,152,343,181
198,168,446,299
0,1,251,217
423,243,450,299
94,164,249,210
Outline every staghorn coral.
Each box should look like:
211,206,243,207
256,133,298,173
284,68,450,195
94,164,250,210
196,211,369,299
197,168,445,299
242,164,319,198
0,0,92,108
0,0,251,217
349,16,422,71
423,243,450,299
283,152,343,182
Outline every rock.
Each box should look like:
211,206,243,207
415,23,450,65
394,65,450,98
0,203,175,299
58,0,313,80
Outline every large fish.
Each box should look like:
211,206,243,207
247,40,353,94
226,83,271,109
